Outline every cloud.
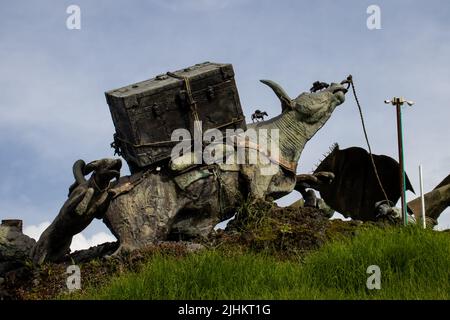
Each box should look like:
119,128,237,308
23,221,116,252
23,221,51,241
70,232,117,252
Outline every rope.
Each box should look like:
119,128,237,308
166,72,202,135
91,174,111,193
349,77,390,202
114,117,245,150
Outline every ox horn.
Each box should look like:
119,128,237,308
84,160,100,175
260,79,293,112
68,159,87,195
72,160,87,184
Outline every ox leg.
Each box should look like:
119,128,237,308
408,174,450,225
295,172,334,208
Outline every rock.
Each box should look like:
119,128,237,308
1,219,23,231
69,241,119,263
224,201,331,257
0,221,36,276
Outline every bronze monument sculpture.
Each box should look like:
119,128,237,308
25,63,449,264
31,62,350,262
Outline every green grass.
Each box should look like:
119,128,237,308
70,226,450,300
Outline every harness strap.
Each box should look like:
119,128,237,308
166,72,202,135
234,138,298,174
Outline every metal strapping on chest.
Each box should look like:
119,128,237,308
234,139,297,173
173,168,213,190
108,170,151,199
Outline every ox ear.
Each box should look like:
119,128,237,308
260,80,293,113
84,160,100,175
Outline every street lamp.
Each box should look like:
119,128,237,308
384,97,414,225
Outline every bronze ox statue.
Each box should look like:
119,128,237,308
32,76,450,264
32,77,349,262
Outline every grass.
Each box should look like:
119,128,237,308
69,225,450,300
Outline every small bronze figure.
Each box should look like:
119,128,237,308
310,81,330,93
251,109,268,122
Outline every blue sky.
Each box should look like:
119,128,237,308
1,0,449,247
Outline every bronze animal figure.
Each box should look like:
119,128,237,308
408,174,450,225
310,81,330,93
33,77,349,257
251,109,268,122
31,159,122,264
103,79,348,253
303,145,415,221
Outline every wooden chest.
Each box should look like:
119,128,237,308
105,62,246,172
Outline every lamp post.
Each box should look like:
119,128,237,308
384,97,414,226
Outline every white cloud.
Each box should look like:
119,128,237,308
70,232,116,252
23,221,116,252
23,221,51,241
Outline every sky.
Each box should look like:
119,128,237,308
1,0,449,250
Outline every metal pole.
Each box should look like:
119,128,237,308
386,97,414,226
395,100,407,225
419,165,426,229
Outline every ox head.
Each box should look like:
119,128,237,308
260,77,349,123
83,158,122,183
70,158,122,194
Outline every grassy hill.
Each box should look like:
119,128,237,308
6,202,448,300
69,225,450,300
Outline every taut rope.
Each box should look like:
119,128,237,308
346,75,390,202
